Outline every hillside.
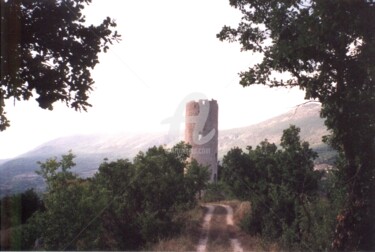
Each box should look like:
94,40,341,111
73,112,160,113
218,102,335,162
0,103,335,196
0,133,181,196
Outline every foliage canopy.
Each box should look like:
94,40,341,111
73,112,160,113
19,142,209,250
0,0,120,130
221,125,325,249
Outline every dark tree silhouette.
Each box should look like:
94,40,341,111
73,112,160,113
0,0,120,130
218,1,375,249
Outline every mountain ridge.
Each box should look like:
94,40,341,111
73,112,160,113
0,103,335,196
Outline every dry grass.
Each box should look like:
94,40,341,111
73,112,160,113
151,236,196,251
149,205,204,251
234,201,251,224
214,200,279,251
229,200,280,251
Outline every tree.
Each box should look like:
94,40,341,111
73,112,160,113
19,189,44,224
132,146,189,219
0,190,33,229
221,147,254,199
35,152,105,250
250,140,279,192
222,126,320,248
91,143,199,250
218,1,375,249
0,0,120,130
93,159,142,250
279,126,319,197
130,144,200,242
185,159,210,199
277,126,321,245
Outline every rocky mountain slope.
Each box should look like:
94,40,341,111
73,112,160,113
218,102,334,161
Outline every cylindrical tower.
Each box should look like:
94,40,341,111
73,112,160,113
185,99,218,182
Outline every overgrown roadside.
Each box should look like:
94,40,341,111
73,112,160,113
223,200,278,251
150,200,277,251
149,205,205,251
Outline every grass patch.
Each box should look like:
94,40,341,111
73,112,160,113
217,200,279,251
148,205,204,251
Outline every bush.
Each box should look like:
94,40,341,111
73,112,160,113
202,182,227,202
25,142,210,250
222,126,331,249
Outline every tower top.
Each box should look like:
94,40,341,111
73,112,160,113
187,99,217,103
186,99,218,106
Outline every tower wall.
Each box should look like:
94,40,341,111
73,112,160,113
185,99,218,182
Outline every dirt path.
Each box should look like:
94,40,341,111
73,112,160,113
220,204,243,252
197,204,244,252
197,205,215,252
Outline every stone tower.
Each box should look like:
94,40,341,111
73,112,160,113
185,99,218,182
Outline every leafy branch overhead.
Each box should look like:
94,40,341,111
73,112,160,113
217,1,375,101
0,0,121,130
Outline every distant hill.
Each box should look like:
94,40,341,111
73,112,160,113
218,102,335,163
0,159,10,166
0,132,181,196
0,103,336,197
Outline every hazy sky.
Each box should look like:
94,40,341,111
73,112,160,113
0,0,307,159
